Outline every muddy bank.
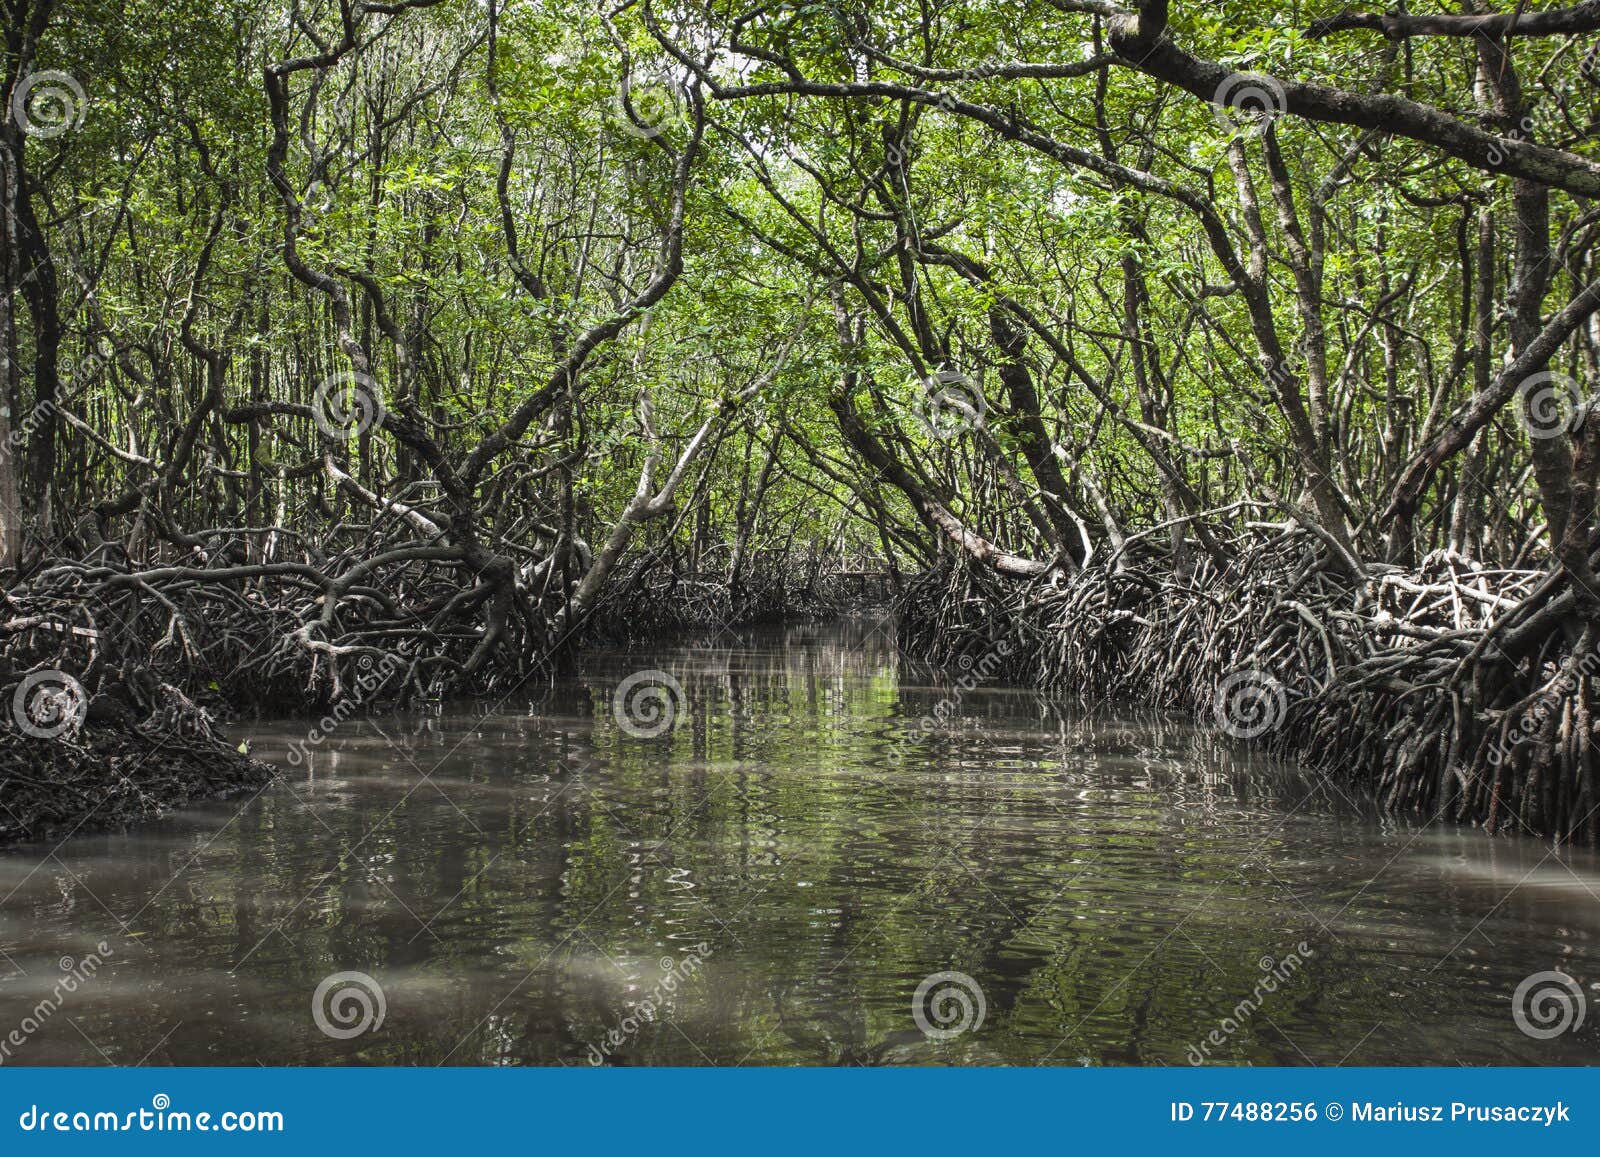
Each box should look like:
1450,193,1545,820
0,666,275,846
0,555,883,845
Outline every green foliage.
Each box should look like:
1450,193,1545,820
11,0,1599,570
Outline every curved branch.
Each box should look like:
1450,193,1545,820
1307,3,1600,41
1107,0,1600,198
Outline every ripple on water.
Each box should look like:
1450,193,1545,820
0,621,1598,1065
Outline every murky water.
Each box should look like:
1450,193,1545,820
2,619,1598,1066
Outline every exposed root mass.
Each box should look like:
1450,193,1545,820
900,529,1597,844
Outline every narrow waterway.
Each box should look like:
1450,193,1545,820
1,619,1597,1065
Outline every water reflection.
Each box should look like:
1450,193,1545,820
1,618,1598,1065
